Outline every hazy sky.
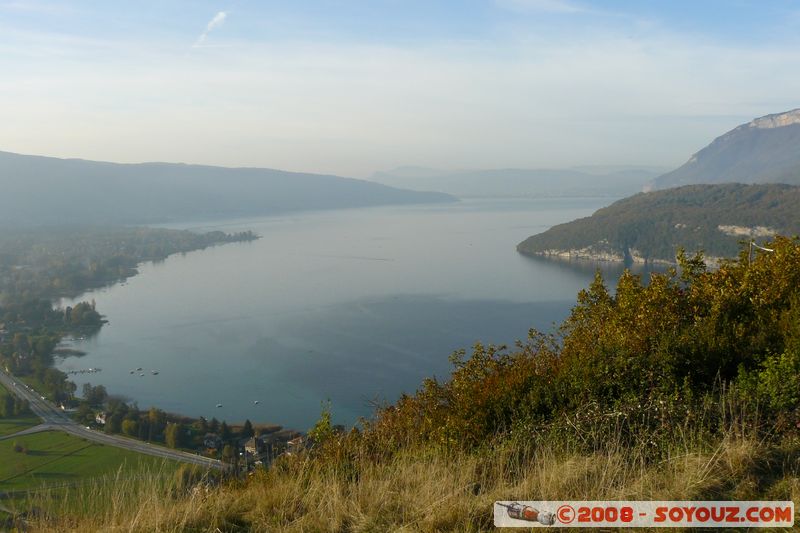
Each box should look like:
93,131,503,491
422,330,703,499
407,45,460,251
2,0,800,177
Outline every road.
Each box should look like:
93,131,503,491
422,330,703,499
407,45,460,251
0,370,225,470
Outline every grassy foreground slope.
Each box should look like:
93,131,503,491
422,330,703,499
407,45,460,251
517,183,800,263
23,238,800,531
22,435,799,532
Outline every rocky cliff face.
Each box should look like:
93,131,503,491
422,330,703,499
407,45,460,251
648,109,800,191
749,108,800,129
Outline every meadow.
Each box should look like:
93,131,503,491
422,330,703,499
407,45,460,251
0,430,178,519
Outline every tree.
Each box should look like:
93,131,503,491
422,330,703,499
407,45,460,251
147,407,166,440
82,383,107,406
138,418,150,440
193,416,209,434
165,422,181,449
76,401,92,423
1,395,14,418
221,444,235,463
309,402,334,448
241,419,254,439
121,419,139,437
14,399,30,416
220,421,231,441
105,412,123,434
69,301,102,326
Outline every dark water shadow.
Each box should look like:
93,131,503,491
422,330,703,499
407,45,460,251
518,253,669,286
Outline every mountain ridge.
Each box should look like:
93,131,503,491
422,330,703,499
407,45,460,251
371,165,666,198
0,150,454,226
648,109,800,190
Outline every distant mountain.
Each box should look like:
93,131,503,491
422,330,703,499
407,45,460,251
648,109,800,190
370,166,666,198
0,151,454,226
517,183,800,264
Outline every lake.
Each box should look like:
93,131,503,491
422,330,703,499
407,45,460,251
57,197,654,431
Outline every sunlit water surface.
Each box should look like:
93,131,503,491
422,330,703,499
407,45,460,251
58,198,656,430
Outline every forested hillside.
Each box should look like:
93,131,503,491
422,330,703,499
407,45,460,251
517,183,800,263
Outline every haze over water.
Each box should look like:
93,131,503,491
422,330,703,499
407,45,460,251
57,198,652,430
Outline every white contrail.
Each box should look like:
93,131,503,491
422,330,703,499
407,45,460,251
194,11,227,47
495,0,584,13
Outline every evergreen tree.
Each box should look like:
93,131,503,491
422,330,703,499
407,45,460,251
220,421,231,441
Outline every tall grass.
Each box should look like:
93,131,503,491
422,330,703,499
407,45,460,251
20,437,800,532
18,394,799,532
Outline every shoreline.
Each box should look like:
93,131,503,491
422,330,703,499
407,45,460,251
518,247,724,269
517,246,674,266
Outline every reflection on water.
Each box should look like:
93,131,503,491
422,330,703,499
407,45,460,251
56,197,646,430
518,253,668,286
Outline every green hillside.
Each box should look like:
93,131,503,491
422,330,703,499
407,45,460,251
517,183,800,263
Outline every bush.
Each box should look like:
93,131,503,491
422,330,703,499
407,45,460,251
738,349,800,432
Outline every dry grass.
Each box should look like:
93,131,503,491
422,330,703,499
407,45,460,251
16,433,799,532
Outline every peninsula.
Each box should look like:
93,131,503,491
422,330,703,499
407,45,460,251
516,183,800,264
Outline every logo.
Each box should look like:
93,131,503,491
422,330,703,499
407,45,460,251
494,501,795,528
495,502,555,525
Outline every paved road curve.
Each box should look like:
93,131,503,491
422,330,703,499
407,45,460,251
0,370,224,470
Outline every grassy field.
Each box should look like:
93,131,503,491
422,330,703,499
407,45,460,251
0,431,176,494
0,383,41,438
0,414,40,439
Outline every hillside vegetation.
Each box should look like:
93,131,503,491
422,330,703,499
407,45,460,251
18,237,800,531
517,183,800,263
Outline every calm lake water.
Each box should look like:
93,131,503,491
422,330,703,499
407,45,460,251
57,198,653,430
